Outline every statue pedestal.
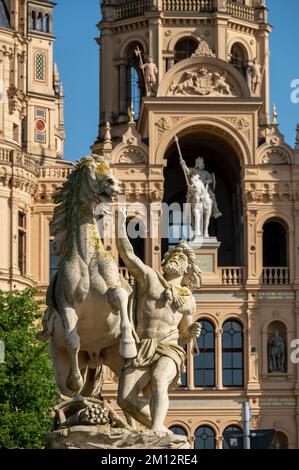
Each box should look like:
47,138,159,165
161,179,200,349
46,426,190,449
189,237,221,285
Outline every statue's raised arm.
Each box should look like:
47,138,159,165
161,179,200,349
115,207,150,285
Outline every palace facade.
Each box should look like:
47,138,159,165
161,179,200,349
92,0,299,449
0,0,72,293
1,0,299,449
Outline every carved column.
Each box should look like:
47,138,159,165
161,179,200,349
187,342,195,390
245,209,260,286
216,328,223,390
246,305,261,391
216,435,223,450
119,63,127,116
149,201,162,272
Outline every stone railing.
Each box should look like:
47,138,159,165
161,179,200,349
112,0,256,21
0,148,38,175
262,267,290,286
115,0,153,20
39,166,73,180
222,267,244,286
162,0,214,12
227,1,255,22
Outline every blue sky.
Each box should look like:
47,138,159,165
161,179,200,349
54,0,299,162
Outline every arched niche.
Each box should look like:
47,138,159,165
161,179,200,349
162,125,244,267
262,218,289,285
270,431,289,449
229,42,249,78
174,37,198,64
118,41,146,117
267,321,287,374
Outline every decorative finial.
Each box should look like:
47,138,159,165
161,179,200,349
104,122,112,144
128,101,135,123
272,103,278,124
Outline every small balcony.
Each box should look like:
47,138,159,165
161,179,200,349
222,267,244,286
262,267,290,286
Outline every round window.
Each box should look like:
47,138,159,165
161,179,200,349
35,119,46,132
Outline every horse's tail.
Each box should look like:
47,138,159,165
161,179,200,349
37,273,59,342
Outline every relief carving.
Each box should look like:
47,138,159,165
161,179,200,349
170,67,233,97
155,116,171,132
119,149,146,164
191,38,216,58
262,149,289,165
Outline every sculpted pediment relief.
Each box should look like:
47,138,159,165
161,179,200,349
158,57,250,99
261,147,291,166
170,67,233,97
111,122,148,165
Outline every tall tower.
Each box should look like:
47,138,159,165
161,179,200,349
95,0,299,449
0,0,71,291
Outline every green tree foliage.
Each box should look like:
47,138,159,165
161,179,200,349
0,289,57,448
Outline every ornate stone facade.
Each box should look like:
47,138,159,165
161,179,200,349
0,0,72,291
92,0,299,449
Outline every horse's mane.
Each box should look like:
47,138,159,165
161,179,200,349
50,155,108,264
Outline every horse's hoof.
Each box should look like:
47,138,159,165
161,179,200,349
66,373,84,393
119,341,137,359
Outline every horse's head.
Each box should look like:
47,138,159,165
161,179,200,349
75,155,120,204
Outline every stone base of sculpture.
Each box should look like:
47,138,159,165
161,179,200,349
46,426,190,449
46,396,190,450
189,236,221,249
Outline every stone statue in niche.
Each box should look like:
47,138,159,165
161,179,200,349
268,330,286,373
135,46,158,96
175,136,222,238
247,58,262,95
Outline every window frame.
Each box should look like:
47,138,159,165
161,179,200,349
222,320,244,388
194,320,215,388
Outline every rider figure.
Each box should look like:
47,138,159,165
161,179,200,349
180,156,222,220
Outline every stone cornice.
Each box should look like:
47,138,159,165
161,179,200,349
142,97,262,110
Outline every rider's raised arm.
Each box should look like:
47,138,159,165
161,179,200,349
180,157,190,176
115,210,149,286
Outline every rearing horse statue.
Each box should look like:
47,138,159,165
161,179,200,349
38,155,137,396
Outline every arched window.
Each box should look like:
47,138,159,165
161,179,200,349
223,425,243,449
38,12,43,32
194,426,215,449
49,239,58,280
270,431,289,449
31,11,36,30
169,426,187,437
130,67,141,120
119,218,145,268
174,37,198,64
222,320,244,387
267,321,287,374
35,52,46,82
230,43,247,77
124,43,145,119
44,14,50,33
263,220,289,285
194,320,215,387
